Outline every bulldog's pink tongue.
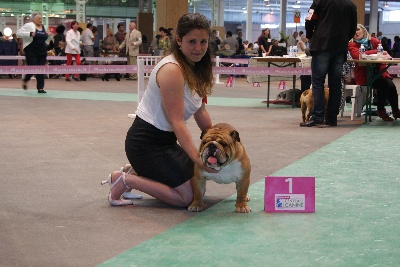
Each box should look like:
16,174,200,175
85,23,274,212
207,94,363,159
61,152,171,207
207,156,218,165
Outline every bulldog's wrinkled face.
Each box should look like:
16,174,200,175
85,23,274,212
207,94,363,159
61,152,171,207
199,128,240,170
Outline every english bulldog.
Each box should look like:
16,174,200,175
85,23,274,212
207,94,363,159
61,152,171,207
188,123,251,213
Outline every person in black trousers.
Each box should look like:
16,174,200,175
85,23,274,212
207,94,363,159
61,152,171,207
301,0,357,127
16,12,52,93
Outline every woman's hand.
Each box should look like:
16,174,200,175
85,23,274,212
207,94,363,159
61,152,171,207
383,51,392,58
193,157,220,173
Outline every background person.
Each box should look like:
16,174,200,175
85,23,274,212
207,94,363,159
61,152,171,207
236,31,244,55
391,36,400,58
301,0,357,127
16,12,52,93
257,28,271,57
102,13,218,207
119,21,142,80
348,24,399,121
158,27,170,51
50,24,66,79
287,31,298,47
82,23,95,59
101,28,120,81
297,34,309,53
65,21,82,82
222,31,238,55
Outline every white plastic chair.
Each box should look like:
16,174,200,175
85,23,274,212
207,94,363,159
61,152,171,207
341,85,366,120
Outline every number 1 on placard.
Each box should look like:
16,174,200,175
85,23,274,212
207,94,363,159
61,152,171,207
285,178,293,193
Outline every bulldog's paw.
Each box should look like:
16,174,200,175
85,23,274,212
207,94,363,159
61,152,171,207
245,195,250,202
188,201,205,212
235,203,251,213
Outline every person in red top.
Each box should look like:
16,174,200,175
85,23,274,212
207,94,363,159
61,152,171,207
348,24,400,121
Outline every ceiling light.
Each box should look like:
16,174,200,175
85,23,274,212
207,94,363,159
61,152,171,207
292,5,301,8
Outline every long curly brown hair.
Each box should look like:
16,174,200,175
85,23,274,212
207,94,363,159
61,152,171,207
166,13,213,98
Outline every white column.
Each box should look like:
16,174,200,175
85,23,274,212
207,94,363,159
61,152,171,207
110,18,117,34
280,0,287,40
75,0,88,24
246,0,253,42
41,3,49,27
139,0,144,12
103,20,107,39
369,0,379,35
193,1,199,13
147,0,152,13
0,15,6,32
217,0,224,26
211,0,224,27
16,15,24,30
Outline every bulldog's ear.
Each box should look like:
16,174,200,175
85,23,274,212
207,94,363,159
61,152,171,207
200,129,208,140
230,130,241,142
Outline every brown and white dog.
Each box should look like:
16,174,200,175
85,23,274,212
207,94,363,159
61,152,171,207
188,123,251,213
300,87,329,122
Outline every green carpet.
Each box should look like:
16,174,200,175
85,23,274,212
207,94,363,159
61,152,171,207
98,124,400,267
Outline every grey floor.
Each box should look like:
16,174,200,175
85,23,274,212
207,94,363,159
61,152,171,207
0,75,398,266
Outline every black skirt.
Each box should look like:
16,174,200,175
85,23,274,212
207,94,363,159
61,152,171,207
125,116,194,188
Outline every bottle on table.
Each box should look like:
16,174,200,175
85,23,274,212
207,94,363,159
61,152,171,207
359,44,366,60
377,43,383,59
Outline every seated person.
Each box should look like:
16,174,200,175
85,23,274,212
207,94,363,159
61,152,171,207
245,43,258,56
243,40,249,49
348,24,399,121
215,44,235,57
268,39,287,56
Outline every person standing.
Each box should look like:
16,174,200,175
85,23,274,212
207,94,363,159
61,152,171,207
101,28,120,81
102,13,218,207
209,29,221,57
53,25,66,57
222,31,238,55
82,23,95,59
157,27,171,52
257,28,270,57
119,21,142,80
300,0,357,127
16,12,52,93
236,31,244,55
65,21,82,82
50,24,66,79
287,31,298,47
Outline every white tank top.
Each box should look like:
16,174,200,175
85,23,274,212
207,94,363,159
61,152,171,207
136,54,203,132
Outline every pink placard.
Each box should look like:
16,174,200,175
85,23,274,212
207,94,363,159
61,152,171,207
264,176,315,213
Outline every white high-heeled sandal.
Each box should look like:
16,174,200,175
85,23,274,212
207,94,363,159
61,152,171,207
120,164,134,175
119,165,143,200
101,172,133,206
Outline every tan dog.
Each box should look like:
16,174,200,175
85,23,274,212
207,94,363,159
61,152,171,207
188,123,251,213
300,87,329,122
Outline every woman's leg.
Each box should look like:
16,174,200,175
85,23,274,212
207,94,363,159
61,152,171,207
65,54,73,79
36,55,47,89
23,49,36,82
74,54,81,78
109,171,193,207
372,78,390,110
385,78,399,112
